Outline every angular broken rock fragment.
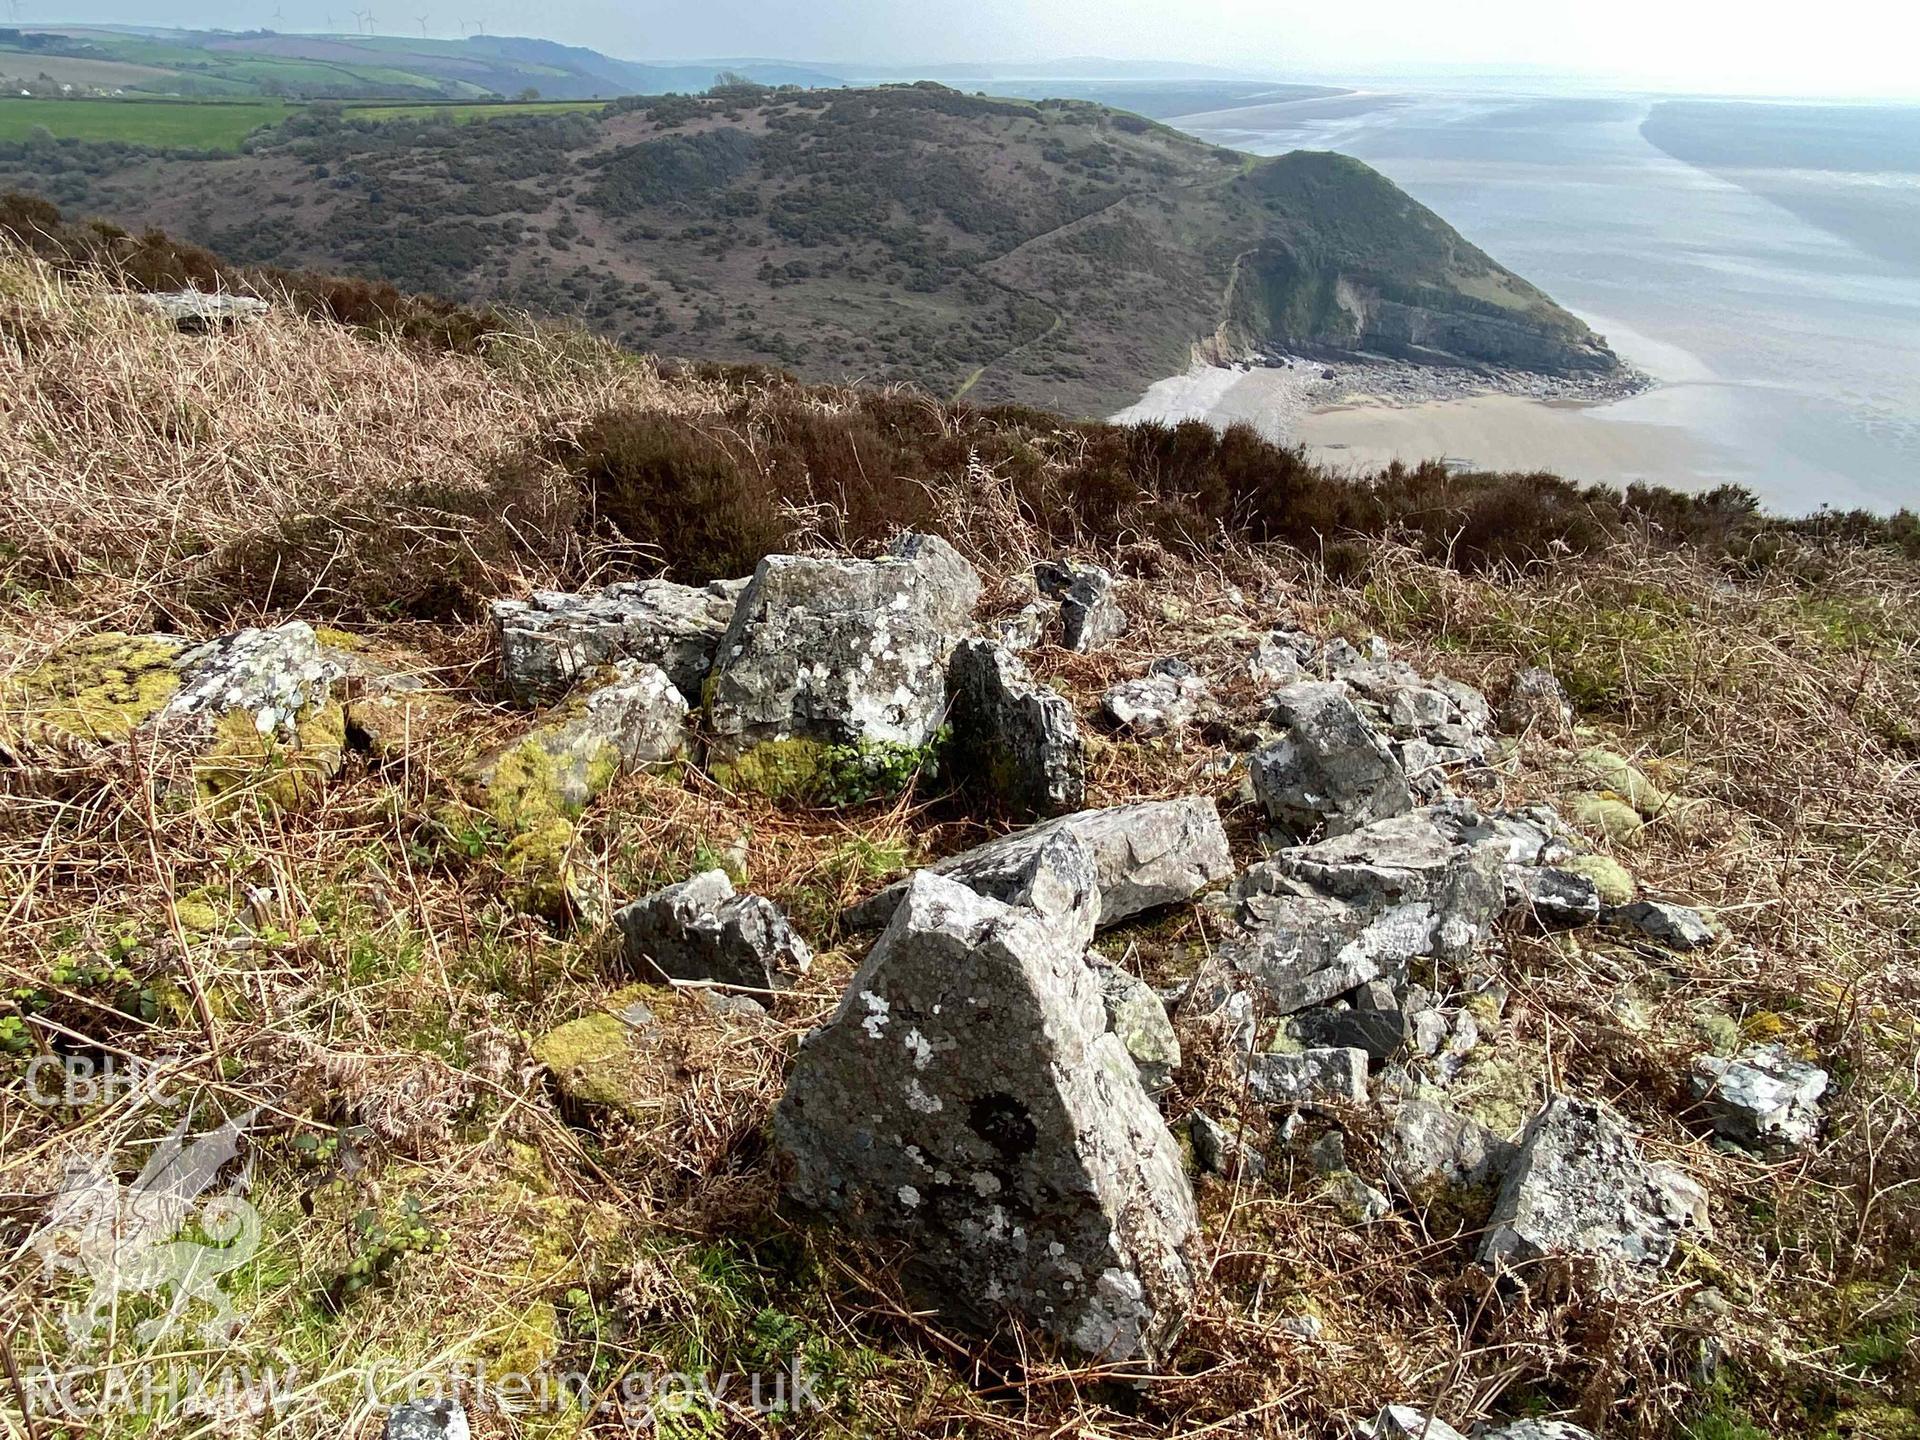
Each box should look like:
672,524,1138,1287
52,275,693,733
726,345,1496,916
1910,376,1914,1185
846,797,1233,933
1605,900,1715,951
774,871,1197,1363
1095,963,1181,1095
1506,865,1602,930
1250,682,1412,838
1189,1111,1266,1181
705,534,980,801
1693,1045,1828,1150
1380,1098,1517,1196
1220,803,1510,1019
1501,666,1576,736
946,639,1085,819
1102,662,1213,737
473,661,688,815
991,600,1052,652
139,290,269,333
10,622,353,808
1057,565,1129,653
491,576,745,707
1482,1424,1598,1440
1359,1406,1467,1440
1249,629,1316,688
385,1398,470,1440
1245,1047,1368,1106
1285,981,1409,1060
1481,1095,1710,1269
616,869,812,991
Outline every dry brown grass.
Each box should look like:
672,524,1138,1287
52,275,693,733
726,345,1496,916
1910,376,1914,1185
4,240,1920,1440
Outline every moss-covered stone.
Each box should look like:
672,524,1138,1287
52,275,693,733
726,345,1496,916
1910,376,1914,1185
8,632,186,745
1564,852,1637,906
1576,746,1671,818
532,989,665,1119
195,697,348,811
708,734,943,806
1571,792,1645,842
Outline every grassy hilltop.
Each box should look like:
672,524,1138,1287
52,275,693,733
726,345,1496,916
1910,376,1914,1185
0,83,1619,415
1,225,1919,1439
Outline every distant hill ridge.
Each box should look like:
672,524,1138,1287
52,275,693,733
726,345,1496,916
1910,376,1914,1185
0,82,1620,413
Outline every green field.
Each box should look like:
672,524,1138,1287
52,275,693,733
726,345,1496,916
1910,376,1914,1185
342,99,609,123
0,97,288,148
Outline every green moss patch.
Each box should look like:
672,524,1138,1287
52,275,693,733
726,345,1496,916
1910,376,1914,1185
8,631,186,745
709,734,943,807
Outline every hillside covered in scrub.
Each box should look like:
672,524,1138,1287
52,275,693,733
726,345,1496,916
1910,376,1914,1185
1,245,1919,1440
0,83,1620,414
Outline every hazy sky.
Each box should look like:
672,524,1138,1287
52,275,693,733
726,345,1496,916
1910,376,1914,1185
45,0,1920,99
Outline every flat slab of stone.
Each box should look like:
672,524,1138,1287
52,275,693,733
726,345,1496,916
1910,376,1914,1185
846,797,1233,933
1244,1047,1368,1106
947,639,1084,819
616,869,811,991
775,872,1196,1363
1481,1095,1710,1269
1605,900,1715,951
138,290,269,333
492,577,744,707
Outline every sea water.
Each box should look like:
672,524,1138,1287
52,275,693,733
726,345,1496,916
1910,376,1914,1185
1169,87,1920,514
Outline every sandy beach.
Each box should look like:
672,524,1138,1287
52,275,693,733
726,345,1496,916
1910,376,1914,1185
1113,357,1714,488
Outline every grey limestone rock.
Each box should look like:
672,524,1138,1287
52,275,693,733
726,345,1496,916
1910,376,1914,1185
1245,1047,1368,1106
1500,666,1576,736
1605,900,1715,951
616,869,812,991
1249,629,1316,688
1359,1406,1468,1440
774,871,1197,1363
1381,1098,1517,1196
1221,804,1510,1018
705,533,980,778
492,576,744,707
473,661,688,813
1286,981,1409,1060
1481,1422,1597,1440
1480,1095,1710,1269
1251,682,1412,838
1506,866,1602,930
1103,664,1213,737
1061,566,1128,653
160,621,347,747
385,1399,469,1440
1189,1110,1266,1181
139,290,269,333
947,639,1086,819
848,797,1233,933
1095,963,1181,1095
1692,1044,1827,1150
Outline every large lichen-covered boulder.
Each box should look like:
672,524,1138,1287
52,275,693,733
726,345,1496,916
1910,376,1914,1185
704,534,980,804
491,577,745,707
615,869,812,991
946,639,1085,819
1481,1095,1710,1269
6,623,349,808
775,871,1197,1363
1250,681,1412,839
846,797,1234,934
467,662,688,914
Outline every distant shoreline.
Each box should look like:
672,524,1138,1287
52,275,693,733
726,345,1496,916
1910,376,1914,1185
1110,354,1694,482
